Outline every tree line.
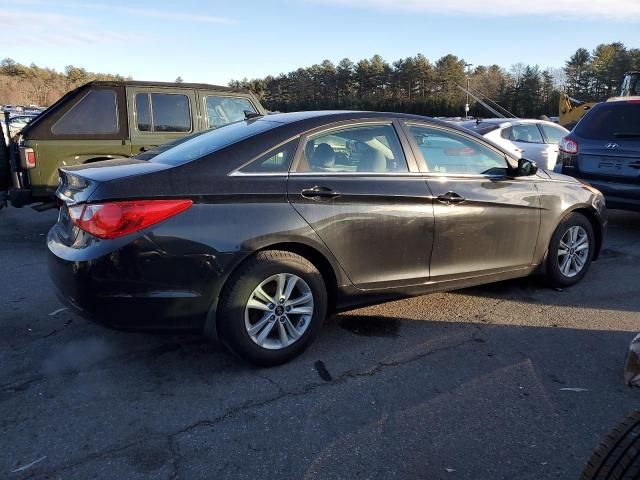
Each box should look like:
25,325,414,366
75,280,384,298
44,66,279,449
1,41,638,117
230,42,639,118
0,58,131,107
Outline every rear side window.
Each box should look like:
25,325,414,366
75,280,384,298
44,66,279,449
508,124,544,144
135,93,191,133
135,94,151,132
539,123,568,144
206,96,257,128
151,119,281,165
295,124,408,173
575,102,640,140
52,90,118,135
240,140,297,173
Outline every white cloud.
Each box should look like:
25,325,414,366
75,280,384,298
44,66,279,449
0,10,140,46
86,4,235,24
11,0,235,24
308,0,640,21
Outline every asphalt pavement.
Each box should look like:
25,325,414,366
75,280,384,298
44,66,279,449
1,206,639,479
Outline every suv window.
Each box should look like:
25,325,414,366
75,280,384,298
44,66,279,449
575,102,640,140
240,140,297,173
295,124,407,173
52,89,118,135
206,96,256,128
408,125,507,175
135,93,191,133
508,124,544,143
539,123,568,144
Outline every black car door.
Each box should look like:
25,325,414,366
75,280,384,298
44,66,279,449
402,121,541,281
286,120,435,290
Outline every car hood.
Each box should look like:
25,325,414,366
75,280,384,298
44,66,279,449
543,170,580,184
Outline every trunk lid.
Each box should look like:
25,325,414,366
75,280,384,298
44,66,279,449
577,141,640,182
56,158,172,204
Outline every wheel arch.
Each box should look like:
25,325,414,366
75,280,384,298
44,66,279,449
537,203,604,275
566,205,604,260
205,240,342,341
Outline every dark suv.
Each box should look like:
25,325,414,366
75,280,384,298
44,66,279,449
556,98,640,211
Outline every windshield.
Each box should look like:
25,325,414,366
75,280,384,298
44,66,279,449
150,119,282,165
575,102,640,140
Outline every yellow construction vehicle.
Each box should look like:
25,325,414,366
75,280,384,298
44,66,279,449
559,71,639,129
559,94,596,129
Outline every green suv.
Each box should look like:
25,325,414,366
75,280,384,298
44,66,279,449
2,80,266,208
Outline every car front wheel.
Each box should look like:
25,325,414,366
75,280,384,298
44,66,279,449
545,212,595,288
218,250,327,366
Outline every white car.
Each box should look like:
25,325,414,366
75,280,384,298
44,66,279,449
1,115,36,145
459,119,569,170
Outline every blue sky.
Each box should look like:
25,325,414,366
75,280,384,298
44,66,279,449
3,0,640,85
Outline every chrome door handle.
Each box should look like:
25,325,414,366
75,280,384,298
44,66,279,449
437,191,466,204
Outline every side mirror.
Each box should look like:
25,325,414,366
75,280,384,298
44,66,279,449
517,158,538,176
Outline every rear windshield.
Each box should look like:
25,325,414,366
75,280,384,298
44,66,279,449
151,119,281,165
458,121,501,135
575,102,640,140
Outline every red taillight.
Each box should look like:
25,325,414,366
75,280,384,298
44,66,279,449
559,137,579,155
69,199,193,239
20,147,36,169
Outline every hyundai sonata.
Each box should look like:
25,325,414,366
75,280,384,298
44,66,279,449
48,111,606,365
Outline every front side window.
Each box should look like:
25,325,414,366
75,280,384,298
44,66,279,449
240,140,297,173
509,124,544,144
206,96,256,128
408,125,507,175
52,89,118,135
295,124,408,173
135,93,191,133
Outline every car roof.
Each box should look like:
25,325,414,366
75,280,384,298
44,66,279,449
85,80,250,93
461,117,566,129
260,110,455,126
607,96,640,103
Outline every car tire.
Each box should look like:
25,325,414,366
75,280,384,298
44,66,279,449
218,250,327,366
580,410,640,480
545,212,594,288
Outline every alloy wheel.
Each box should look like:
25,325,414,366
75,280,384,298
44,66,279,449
557,225,590,278
244,273,314,350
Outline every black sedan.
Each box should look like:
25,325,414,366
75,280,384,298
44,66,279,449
48,111,606,365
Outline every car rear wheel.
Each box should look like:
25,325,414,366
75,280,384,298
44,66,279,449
545,212,594,288
218,250,327,366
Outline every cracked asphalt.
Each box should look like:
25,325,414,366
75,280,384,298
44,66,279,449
1,207,639,479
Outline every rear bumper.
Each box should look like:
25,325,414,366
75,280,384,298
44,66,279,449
46,227,228,332
8,186,32,207
556,162,640,211
577,178,640,212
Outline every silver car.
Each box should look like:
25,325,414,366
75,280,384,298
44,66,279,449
459,119,569,170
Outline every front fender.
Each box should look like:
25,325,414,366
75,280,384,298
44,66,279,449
534,178,606,266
